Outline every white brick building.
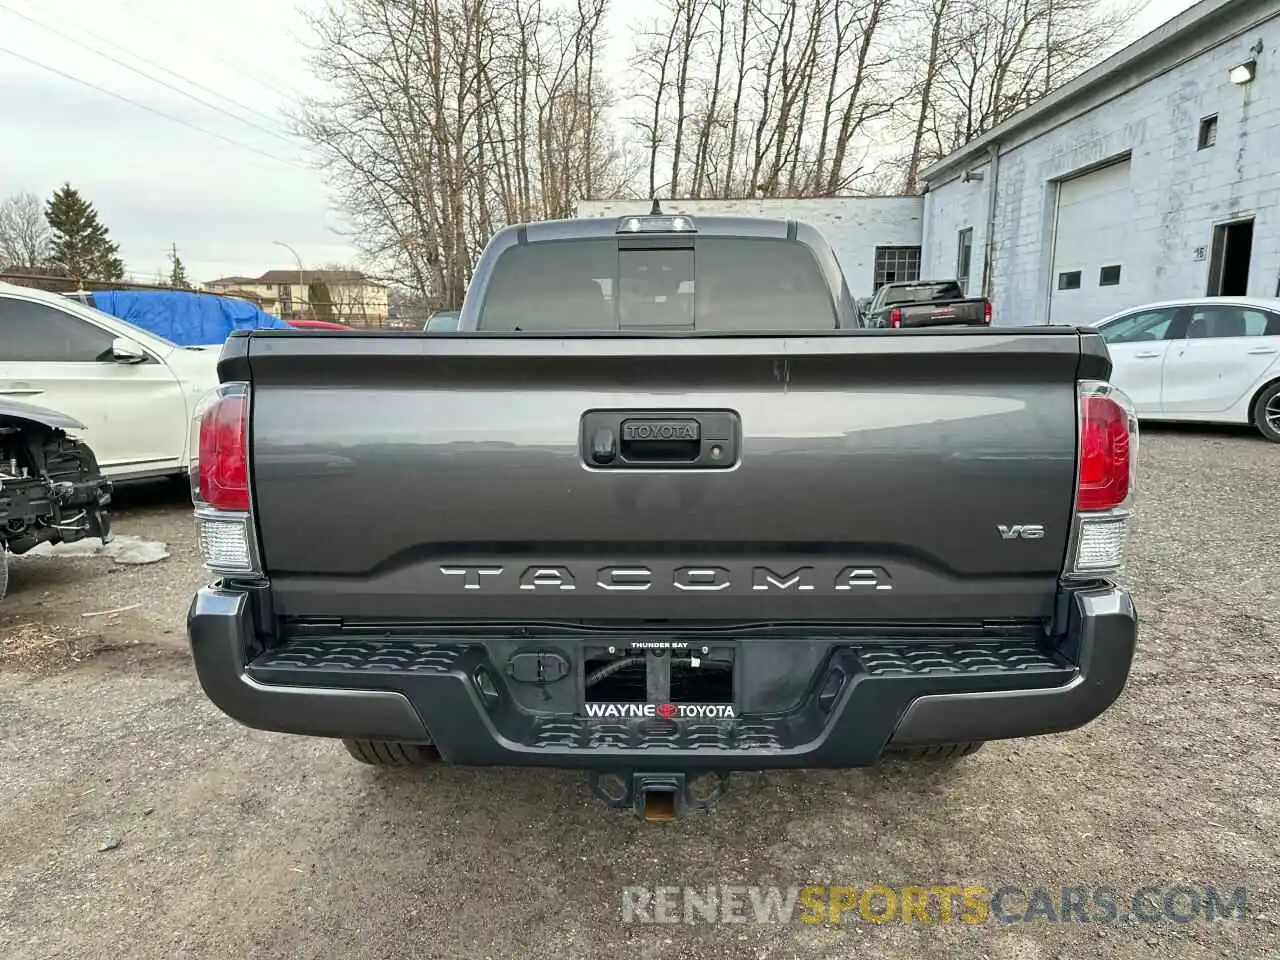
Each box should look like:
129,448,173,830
920,0,1279,326
573,197,924,302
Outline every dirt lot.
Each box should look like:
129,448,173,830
1,428,1277,960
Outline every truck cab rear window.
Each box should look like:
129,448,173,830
880,281,962,304
477,237,838,332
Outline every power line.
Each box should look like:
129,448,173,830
0,2,301,149
12,0,297,133
117,0,303,104
0,44,309,169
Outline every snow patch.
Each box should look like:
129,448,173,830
22,535,170,565
105,537,171,565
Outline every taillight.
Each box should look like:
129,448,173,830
197,393,248,510
1068,381,1138,579
889,308,902,328
1078,393,1130,511
983,301,992,324
190,382,261,576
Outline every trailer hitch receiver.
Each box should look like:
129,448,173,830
588,770,731,821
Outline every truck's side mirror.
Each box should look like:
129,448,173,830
110,337,149,363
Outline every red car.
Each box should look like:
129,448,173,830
286,318,353,330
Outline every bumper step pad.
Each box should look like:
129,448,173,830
244,637,1074,758
247,637,1066,682
251,640,463,676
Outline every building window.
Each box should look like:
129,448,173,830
873,246,922,291
1058,271,1082,291
1099,265,1122,286
956,228,973,292
1198,115,1218,150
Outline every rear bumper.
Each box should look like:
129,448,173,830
186,585,1137,769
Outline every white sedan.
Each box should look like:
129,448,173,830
1091,296,1280,443
0,281,220,480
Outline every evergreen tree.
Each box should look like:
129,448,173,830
168,243,190,288
309,279,337,322
44,183,125,282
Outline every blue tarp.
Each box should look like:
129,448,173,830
87,289,291,346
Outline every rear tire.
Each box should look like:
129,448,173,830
889,741,985,761
342,739,440,766
1252,381,1280,443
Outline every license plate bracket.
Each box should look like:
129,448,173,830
581,641,736,715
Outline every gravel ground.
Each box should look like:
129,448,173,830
0,427,1277,960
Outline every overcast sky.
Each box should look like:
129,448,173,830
1,0,1199,284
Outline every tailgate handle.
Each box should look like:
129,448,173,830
581,411,740,470
621,419,701,461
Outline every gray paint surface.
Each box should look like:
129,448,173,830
241,328,1103,623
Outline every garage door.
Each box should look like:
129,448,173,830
1047,158,1134,326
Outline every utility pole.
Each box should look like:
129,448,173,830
273,239,304,319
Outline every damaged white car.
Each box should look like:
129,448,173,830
0,398,113,600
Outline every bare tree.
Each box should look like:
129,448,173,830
628,8,682,198
667,0,712,197
295,0,1146,285
623,0,902,200
295,0,625,306
816,0,900,196
0,192,52,269
688,0,730,197
625,0,1138,200
901,0,952,196
897,0,1137,190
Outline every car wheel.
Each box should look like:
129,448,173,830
1253,381,1280,443
888,741,985,761
342,739,440,766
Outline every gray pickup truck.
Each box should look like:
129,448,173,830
186,212,1140,822
864,279,992,328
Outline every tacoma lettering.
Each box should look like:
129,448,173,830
439,565,504,589
438,564,893,592
752,566,815,591
834,566,894,591
673,566,731,591
518,566,576,591
597,566,653,591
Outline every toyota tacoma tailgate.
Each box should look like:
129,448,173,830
245,332,1079,623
